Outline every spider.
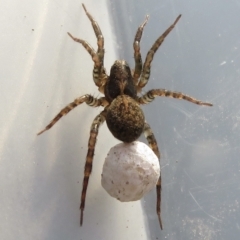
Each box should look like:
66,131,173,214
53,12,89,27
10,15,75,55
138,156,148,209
37,4,212,229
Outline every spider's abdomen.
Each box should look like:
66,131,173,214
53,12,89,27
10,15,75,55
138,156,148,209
106,95,145,143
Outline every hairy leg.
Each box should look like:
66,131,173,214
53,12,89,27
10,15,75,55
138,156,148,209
37,95,107,135
137,89,212,106
80,110,107,225
143,122,162,229
133,15,149,85
67,4,107,89
82,4,104,65
138,15,181,92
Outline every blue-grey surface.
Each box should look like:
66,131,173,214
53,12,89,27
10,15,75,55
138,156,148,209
109,0,240,239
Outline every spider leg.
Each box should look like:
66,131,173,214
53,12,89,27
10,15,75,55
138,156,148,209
67,33,107,89
143,122,162,229
137,15,181,92
67,4,107,89
137,89,213,106
82,4,104,65
80,109,107,226
133,15,149,85
37,95,107,135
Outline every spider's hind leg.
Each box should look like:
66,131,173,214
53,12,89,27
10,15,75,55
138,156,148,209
137,15,181,92
143,122,163,229
80,109,107,226
67,4,107,91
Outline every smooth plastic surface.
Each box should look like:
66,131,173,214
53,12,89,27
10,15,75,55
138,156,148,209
1,0,240,239
111,0,240,239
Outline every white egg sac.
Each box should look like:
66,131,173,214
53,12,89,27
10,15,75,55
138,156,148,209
101,141,160,202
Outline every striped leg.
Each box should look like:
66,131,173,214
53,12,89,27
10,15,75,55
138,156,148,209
137,89,213,106
82,4,104,65
37,95,107,135
133,15,149,85
67,4,107,88
137,15,181,92
143,122,162,229
80,110,107,226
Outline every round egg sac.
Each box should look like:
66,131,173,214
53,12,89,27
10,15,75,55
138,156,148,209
101,141,160,202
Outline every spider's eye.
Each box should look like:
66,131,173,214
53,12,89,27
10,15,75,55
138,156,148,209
105,60,137,101
110,60,131,77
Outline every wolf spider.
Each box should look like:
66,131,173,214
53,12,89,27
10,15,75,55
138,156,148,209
38,4,212,229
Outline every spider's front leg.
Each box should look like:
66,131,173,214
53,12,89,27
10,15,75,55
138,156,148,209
67,4,107,91
81,4,104,61
143,122,162,229
133,15,149,85
80,109,107,226
137,89,213,106
37,95,107,135
137,15,181,92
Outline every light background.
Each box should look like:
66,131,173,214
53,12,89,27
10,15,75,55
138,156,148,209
0,0,239,239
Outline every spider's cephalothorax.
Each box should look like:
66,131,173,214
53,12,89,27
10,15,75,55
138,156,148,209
105,60,137,101
105,60,144,142
38,4,212,229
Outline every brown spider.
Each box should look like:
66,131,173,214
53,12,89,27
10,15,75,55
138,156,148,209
37,4,212,229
